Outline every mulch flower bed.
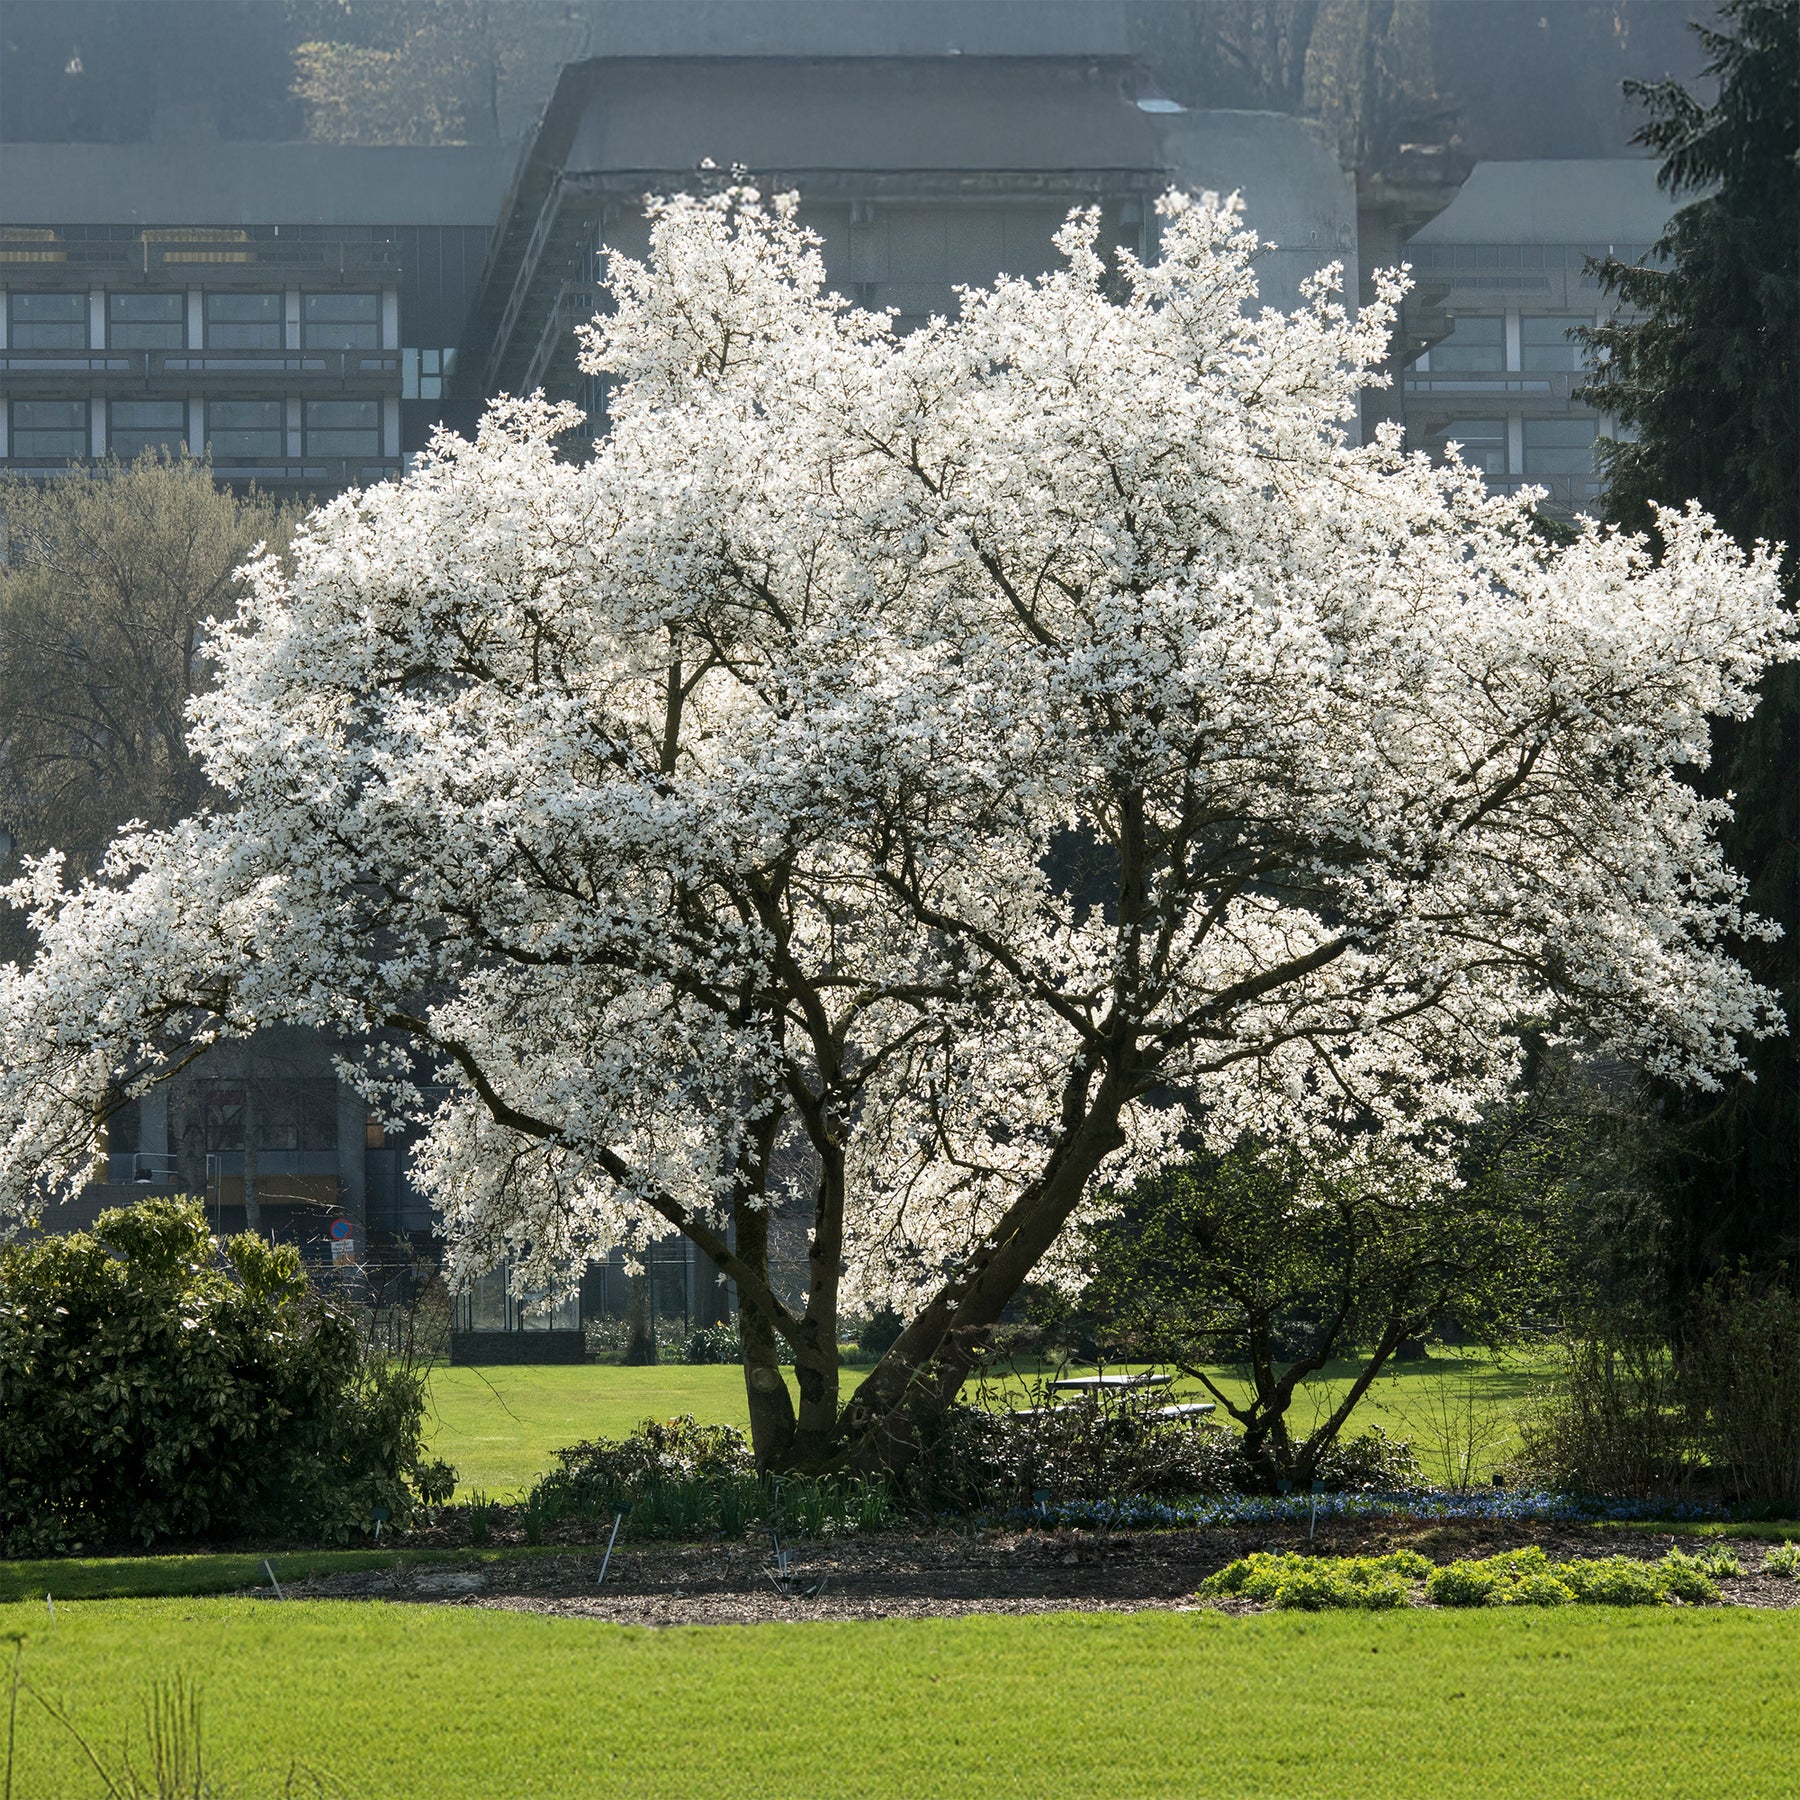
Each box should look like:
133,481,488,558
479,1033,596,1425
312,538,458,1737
269,1519,1800,1627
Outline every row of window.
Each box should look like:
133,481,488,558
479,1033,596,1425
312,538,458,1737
1415,314,1593,375
7,290,382,352
1437,416,1597,479
8,397,384,461
108,1082,340,1156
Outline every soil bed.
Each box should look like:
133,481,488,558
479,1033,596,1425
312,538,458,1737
271,1518,1800,1626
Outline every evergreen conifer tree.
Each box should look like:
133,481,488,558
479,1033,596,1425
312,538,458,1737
1582,0,1799,1289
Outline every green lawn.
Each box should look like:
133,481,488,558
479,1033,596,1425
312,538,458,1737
423,1362,783,1496
2,1599,1793,1798
424,1351,1547,1498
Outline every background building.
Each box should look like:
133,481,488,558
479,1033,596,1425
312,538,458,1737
0,146,510,488
1400,159,1676,514
0,2,1705,1333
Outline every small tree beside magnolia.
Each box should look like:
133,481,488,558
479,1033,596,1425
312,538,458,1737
0,191,1791,1474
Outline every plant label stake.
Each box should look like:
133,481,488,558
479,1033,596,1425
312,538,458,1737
1309,1481,1323,1541
372,1506,389,1543
597,1512,623,1588
43,1594,52,1630
263,1559,284,1600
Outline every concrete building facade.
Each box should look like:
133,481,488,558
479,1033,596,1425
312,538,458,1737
1400,159,1676,514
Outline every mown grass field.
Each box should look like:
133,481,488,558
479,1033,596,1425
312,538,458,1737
3,1599,1794,1798
423,1350,1548,1498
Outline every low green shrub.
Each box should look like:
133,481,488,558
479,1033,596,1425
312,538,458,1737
1426,1547,1717,1608
678,1324,741,1365
522,1415,900,1541
1206,1547,1721,1612
1200,1552,1430,1611
1763,1539,1800,1578
0,1197,433,1552
1558,1556,1678,1606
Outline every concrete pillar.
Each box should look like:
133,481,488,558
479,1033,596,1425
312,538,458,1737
140,1084,170,1183
284,287,301,351
188,396,204,457
186,289,203,349
337,1080,368,1255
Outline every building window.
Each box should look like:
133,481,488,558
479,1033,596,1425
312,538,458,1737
110,399,188,460
402,346,456,400
454,1262,581,1333
1439,418,1508,477
8,292,88,349
1428,316,1504,372
302,293,379,350
108,292,185,350
1520,316,1591,373
206,398,283,459
202,1080,338,1154
304,398,379,456
1523,417,1597,476
205,292,282,350
10,399,88,459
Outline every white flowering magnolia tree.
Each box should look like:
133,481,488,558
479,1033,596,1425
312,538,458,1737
1,191,1791,1471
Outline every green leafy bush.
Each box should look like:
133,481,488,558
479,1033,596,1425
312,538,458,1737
1200,1551,1430,1610
523,1415,899,1540
678,1324,741,1365
1679,1273,1800,1508
0,1198,431,1552
1558,1556,1679,1606
1426,1547,1716,1608
1205,1547,1720,1611
1763,1539,1800,1577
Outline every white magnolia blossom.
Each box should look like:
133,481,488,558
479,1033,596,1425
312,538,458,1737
1,189,1790,1464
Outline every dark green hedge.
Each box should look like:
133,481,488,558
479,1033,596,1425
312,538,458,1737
0,1198,430,1553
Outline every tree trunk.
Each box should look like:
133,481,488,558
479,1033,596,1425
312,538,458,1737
734,1197,797,1468
788,1143,845,1469
622,1268,657,1365
843,1084,1131,1474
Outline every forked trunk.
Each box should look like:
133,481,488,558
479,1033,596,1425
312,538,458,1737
734,1195,797,1468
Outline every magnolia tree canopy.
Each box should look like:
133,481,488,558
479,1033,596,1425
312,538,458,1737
1,192,1790,1470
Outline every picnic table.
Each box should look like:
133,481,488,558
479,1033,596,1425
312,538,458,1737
1042,1372,1216,1418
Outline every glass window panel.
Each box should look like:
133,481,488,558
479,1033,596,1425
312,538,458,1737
204,1087,246,1154
1439,417,1508,477
1523,417,1597,476
299,1080,339,1152
10,399,88,459
108,292,185,349
110,399,188,459
304,398,379,456
9,292,88,349
302,292,379,349
206,399,283,459
469,1268,508,1332
1520,316,1590,372
205,292,282,349
519,1288,580,1330
109,1099,142,1156
257,1086,300,1152
1430,315,1504,372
